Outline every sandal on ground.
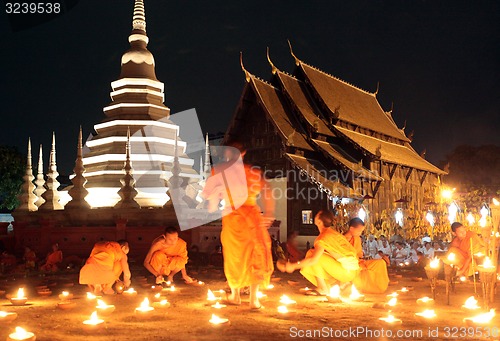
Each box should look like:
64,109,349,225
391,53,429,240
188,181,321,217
222,292,241,306
305,289,326,296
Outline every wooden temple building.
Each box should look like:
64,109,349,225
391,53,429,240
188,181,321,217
225,48,446,238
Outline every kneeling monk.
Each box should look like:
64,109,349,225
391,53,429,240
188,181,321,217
144,226,193,284
278,210,359,295
344,218,389,294
79,240,131,295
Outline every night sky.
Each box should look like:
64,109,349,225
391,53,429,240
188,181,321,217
1,0,498,174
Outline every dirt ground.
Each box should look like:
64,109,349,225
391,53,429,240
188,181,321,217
0,264,499,341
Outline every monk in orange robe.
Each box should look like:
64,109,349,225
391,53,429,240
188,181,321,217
40,243,63,272
79,240,131,295
442,222,485,276
144,226,194,284
23,247,36,270
277,210,359,295
202,141,275,309
344,218,389,294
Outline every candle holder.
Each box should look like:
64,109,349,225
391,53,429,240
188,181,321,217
83,311,104,329
57,301,76,310
477,265,496,310
58,292,73,301
424,266,439,300
443,264,456,305
0,311,18,322
6,326,36,341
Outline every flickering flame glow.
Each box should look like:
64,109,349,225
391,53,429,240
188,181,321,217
399,287,409,293
460,276,467,282
467,309,496,324
280,295,296,305
0,311,8,317
256,291,267,299
17,288,25,299
86,292,96,300
329,285,340,298
124,288,137,294
198,281,204,285
358,207,366,222
441,189,453,200
493,198,500,206
209,314,228,325
482,257,494,268
10,326,34,339
387,297,397,307
83,311,103,326
479,205,489,227
387,292,399,298
418,297,432,303
96,299,108,308
379,314,401,323
266,284,274,290
207,289,218,301
349,285,364,301
447,253,456,262
169,286,176,292
159,299,169,306
277,305,289,314
211,301,226,309
415,310,436,318
61,291,69,296
136,297,154,312
154,293,161,299
448,202,458,224
463,296,480,310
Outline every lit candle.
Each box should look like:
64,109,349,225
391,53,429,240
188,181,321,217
135,297,154,315
0,311,18,322
153,293,162,302
459,276,467,282
207,289,218,301
349,285,365,302
482,257,494,269
95,299,115,315
279,295,296,305
398,287,409,293
197,281,205,286
58,291,73,301
429,258,440,269
326,285,341,303
462,296,480,310
211,301,226,309
387,297,397,307
153,299,170,309
7,327,36,341
10,289,27,306
416,297,435,307
209,314,229,326
387,292,399,299
256,291,267,299
379,314,402,325
299,287,311,293
86,292,100,300
266,284,274,290
83,311,104,328
277,305,289,314
447,252,456,263
57,300,76,310
415,309,436,319
169,285,176,292
123,288,137,296
464,309,496,326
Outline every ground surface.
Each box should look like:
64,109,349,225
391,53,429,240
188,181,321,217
0,264,499,341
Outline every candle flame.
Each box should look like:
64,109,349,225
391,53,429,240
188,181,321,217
87,292,96,299
400,287,408,292
387,292,399,298
387,297,397,306
447,253,456,262
140,298,150,309
154,293,160,299
429,257,440,268
13,326,30,338
62,291,69,296
0,311,8,317
89,311,99,322
419,297,431,302
212,301,226,309
463,296,480,309
492,198,499,206
83,311,104,325
349,285,363,300
169,286,176,292
96,299,107,308
267,284,274,290
277,305,288,314
16,288,24,299
329,285,340,298
256,291,266,299
416,310,436,318
483,257,493,268
159,299,168,306
279,295,296,305
379,314,399,323
207,289,217,301
469,309,495,323
125,288,136,294
209,314,228,324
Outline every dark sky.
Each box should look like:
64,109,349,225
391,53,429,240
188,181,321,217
1,0,499,174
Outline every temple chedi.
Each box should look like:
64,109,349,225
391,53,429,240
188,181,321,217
12,0,207,257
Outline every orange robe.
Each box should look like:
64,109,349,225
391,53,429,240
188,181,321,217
346,234,389,294
40,250,63,272
300,229,359,287
204,163,273,288
79,242,124,285
443,231,485,276
149,237,188,275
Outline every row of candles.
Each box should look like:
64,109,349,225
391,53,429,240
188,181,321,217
1,279,497,338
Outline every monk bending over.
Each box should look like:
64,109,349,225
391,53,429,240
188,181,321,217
442,222,485,277
40,243,63,272
144,226,194,284
277,210,359,295
79,240,131,295
344,218,389,294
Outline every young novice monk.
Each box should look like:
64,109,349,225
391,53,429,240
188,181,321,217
79,240,131,295
277,210,359,295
